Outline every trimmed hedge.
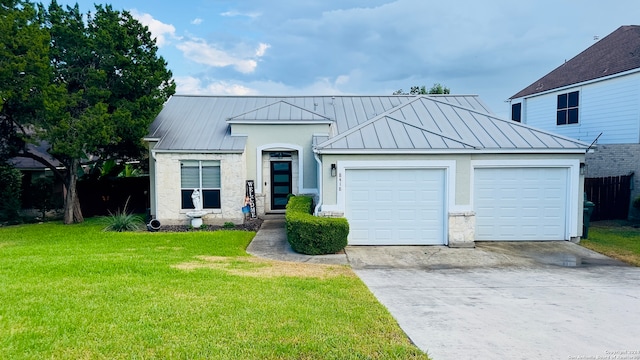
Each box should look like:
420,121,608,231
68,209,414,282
285,195,349,255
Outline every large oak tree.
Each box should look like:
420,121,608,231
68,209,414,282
3,0,175,224
0,0,50,161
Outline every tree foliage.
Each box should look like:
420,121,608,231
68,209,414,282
2,0,175,224
393,83,451,95
0,0,51,161
0,163,22,224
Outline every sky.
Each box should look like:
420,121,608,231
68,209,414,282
52,0,640,118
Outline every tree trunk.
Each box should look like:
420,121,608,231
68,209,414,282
63,159,84,224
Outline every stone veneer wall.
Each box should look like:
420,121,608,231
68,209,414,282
585,144,640,219
154,152,246,225
448,212,475,248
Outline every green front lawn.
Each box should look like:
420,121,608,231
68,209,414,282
581,221,640,266
0,219,428,359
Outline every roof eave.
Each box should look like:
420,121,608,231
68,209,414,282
510,65,640,100
151,149,245,154
226,120,333,125
314,148,588,155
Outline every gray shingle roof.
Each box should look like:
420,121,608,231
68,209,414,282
511,25,640,99
147,94,588,153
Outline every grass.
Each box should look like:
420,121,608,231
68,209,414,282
0,218,428,359
581,220,640,266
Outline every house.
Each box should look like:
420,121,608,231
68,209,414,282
509,25,640,218
9,142,65,211
145,94,588,247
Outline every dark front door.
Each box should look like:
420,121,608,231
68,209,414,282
271,161,292,210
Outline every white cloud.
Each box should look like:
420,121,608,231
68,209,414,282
130,10,177,47
335,75,349,86
255,43,270,57
174,76,257,95
247,77,349,96
173,76,350,97
191,18,203,25
220,10,261,19
176,38,270,74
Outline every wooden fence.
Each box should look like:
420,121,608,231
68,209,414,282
584,175,632,221
77,176,150,217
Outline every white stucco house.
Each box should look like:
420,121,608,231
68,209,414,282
145,94,589,247
509,25,640,217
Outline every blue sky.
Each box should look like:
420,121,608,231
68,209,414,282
53,0,639,117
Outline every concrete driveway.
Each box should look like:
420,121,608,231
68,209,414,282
346,242,640,360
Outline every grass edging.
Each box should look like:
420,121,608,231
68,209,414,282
580,221,640,266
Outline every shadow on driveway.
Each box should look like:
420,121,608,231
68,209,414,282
346,242,639,360
346,241,629,269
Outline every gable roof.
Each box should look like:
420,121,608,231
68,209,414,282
315,96,588,153
511,25,640,99
227,100,332,124
146,94,588,154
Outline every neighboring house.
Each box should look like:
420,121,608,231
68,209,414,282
509,25,640,217
145,94,588,247
9,142,65,210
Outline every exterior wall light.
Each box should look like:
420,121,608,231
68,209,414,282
330,163,337,177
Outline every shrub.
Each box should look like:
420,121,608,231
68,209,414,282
285,196,349,255
633,195,640,212
103,198,143,232
223,221,235,229
0,164,22,224
104,211,144,232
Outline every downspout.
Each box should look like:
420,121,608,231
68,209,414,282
150,148,158,219
313,150,323,216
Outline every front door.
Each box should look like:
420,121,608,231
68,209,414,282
271,161,292,210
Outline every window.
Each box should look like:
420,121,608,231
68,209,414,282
511,103,522,122
181,160,221,209
557,91,579,125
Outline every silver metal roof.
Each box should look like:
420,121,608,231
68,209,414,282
316,96,589,153
146,94,588,153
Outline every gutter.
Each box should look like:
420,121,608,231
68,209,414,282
314,148,589,155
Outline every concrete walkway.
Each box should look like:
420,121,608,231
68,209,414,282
246,218,348,265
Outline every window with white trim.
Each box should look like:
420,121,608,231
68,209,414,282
511,102,522,122
557,91,579,125
180,160,221,209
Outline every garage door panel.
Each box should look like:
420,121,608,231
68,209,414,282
346,168,445,245
474,167,568,241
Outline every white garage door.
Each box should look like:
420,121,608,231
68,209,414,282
345,168,446,245
474,167,569,241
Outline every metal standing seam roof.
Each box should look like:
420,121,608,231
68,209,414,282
314,96,589,153
146,94,588,153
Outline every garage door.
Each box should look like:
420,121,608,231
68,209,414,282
474,167,568,241
345,168,445,245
